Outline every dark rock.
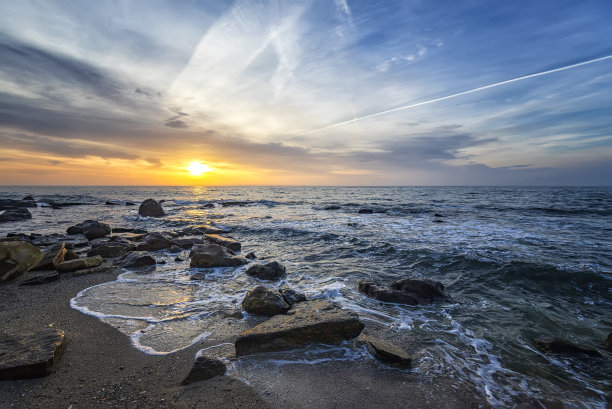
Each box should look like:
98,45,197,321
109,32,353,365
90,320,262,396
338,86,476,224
21,195,35,201
112,228,148,234
324,205,342,210
235,300,364,356
359,334,411,368
117,251,155,268
88,242,134,258
168,245,182,253
47,201,89,208
606,333,612,349
136,232,174,251
32,243,66,271
358,209,374,214
434,213,445,217
221,201,250,207
138,199,165,217
279,288,307,306
0,208,32,222
105,200,121,206
0,328,66,379
66,220,111,240
205,234,241,252
125,202,136,206
178,225,231,236
433,219,444,223
359,278,445,305
174,256,184,262
16,270,60,285
171,237,204,249
0,199,36,210
0,241,44,282
201,203,215,208
73,262,118,276
64,250,79,261
190,272,206,280
245,252,257,260
245,261,286,281
534,337,603,358
189,243,247,268
181,356,226,385
242,286,290,316
55,256,103,273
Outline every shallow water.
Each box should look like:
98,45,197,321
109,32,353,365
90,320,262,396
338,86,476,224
1,186,610,407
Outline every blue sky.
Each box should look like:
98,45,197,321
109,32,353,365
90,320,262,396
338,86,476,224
0,0,611,184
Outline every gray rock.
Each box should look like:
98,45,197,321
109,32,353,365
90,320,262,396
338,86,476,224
245,252,257,260
0,208,32,222
0,241,44,282
73,262,118,276
138,199,165,217
279,288,307,306
66,220,111,240
16,270,60,285
189,242,247,268
534,336,602,358
242,286,290,316
181,356,226,385
359,278,445,305
171,237,204,249
245,261,286,281
205,234,241,252
32,243,66,271
359,334,411,368
88,241,134,258
64,250,79,261
324,205,341,210
117,251,155,268
0,328,66,379
235,300,364,356
136,232,174,251
55,255,103,272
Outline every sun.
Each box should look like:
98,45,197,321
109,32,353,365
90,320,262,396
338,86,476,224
186,161,211,176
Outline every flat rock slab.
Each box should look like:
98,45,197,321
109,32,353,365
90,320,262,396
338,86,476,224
0,241,44,282
205,234,241,252
16,270,60,285
359,335,412,368
55,255,103,272
0,328,66,379
235,300,364,356
182,356,227,385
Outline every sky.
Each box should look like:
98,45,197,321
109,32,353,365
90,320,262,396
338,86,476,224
0,0,611,185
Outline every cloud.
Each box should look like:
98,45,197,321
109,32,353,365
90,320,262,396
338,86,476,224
164,112,189,129
145,158,164,167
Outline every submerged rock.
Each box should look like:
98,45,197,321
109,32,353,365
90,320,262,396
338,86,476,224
178,225,230,236
0,241,44,282
0,328,66,379
359,278,444,305
205,234,241,252
242,286,290,316
117,251,155,268
55,256,103,273
138,198,165,217
534,337,602,358
181,356,226,385
324,205,342,210
66,220,111,240
235,300,364,356
359,334,411,368
189,242,247,268
221,201,250,207
279,288,307,307
245,261,286,281
0,208,32,223
358,208,374,214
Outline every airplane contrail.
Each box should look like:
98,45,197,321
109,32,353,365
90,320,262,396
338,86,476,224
299,54,612,135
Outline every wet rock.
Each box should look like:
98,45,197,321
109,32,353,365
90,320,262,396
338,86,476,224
606,333,612,349
279,288,307,307
189,242,247,268
181,356,226,385
138,198,165,217
88,241,134,258
0,241,44,282
64,250,79,261
324,205,342,210
242,286,290,316
66,220,111,240
205,234,241,252
221,201,250,207
534,337,602,358
235,300,364,356
245,252,257,260
0,208,32,222
73,262,118,276
105,200,121,205
359,278,445,305
171,237,204,249
55,255,103,273
32,243,66,271
112,228,148,234
168,245,182,253
0,328,66,379
358,208,374,214
201,203,215,208
21,195,35,201
16,270,60,285
434,213,445,217
174,256,185,262
125,201,136,206
136,232,174,251
245,261,286,281
0,199,36,210
47,201,89,209
117,251,155,268
359,334,411,368
190,272,206,280
433,219,444,223
178,225,231,236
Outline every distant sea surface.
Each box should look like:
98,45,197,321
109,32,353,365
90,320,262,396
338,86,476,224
1,186,610,407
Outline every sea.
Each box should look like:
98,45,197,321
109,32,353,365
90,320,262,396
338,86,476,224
1,186,610,408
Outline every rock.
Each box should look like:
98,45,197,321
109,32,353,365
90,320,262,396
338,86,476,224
205,234,241,252
324,205,342,210
31,243,66,271
181,356,226,385
178,225,230,236
105,200,121,205
125,201,136,206
0,199,36,210
168,245,182,253
117,251,156,268
55,256,103,273
201,203,215,208
47,201,89,208
136,232,174,251
53,243,67,265
0,328,66,379
16,270,60,285
171,238,204,249
221,201,250,207
64,250,79,261
606,333,612,349
138,199,165,217
359,335,411,368
434,213,445,217
433,219,444,223
235,300,364,356
21,195,35,201
190,272,206,280
245,252,257,260
245,261,286,281
359,278,445,305
358,209,374,214
0,208,32,222
87,242,134,258
242,286,290,316
189,242,247,268
279,288,307,306
112,228,148,234
66,220,111,240
534,337,602,358
73,262,118,276
0,241,44,282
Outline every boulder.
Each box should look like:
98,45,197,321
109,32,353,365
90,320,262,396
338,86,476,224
606,333,612,350
16,270,60,286
189,242,247,268
358,209,374,214
178,225,231,236
0,199,36,210
55,256,103,273
324,205,342,210
205,234,241,252
0,208,32,223
279,288,307,306
32,243,66,271
87,242,134,258
359,335,411,368
0,241,44,282
534,337,602,358
117,251,156,268
245,261,286,281
0,328,66,379
235,300,364,356
22,195,35,201
136,232,174,251
64,250,79,261
359,278,445,305
171,237,204,249
181,356,226,385
138,199,165,217
242,286,290,316
66,220,111,240
245,252,257,260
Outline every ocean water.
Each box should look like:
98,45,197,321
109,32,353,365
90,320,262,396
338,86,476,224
1,186,610,407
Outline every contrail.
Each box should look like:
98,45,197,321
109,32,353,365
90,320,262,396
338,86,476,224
299,54,612,135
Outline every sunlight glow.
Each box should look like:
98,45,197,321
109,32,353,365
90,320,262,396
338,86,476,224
186,161,211,176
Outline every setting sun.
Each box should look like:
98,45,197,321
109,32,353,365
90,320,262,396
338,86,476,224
186,161,211,176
